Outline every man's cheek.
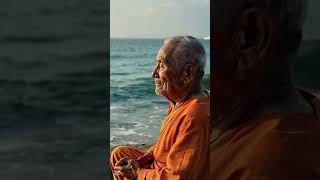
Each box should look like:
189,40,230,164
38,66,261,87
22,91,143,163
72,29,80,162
160,75,169,84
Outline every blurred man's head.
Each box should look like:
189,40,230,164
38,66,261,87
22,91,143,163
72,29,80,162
213,0,308,97
152,36,206,103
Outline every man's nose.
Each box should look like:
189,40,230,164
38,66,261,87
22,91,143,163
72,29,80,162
152,66,159,78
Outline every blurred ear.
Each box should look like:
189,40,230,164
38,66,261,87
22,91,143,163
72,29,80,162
183,63,196,85
236,8,271,70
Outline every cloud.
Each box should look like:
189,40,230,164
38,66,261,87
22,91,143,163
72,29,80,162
159,1,176,8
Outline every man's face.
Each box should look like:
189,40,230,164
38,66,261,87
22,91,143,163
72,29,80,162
152,45,184,101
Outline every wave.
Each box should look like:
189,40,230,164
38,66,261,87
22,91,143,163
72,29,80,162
0,34,84,44
110,72,131,76
111,75,210,102
110,54,155,60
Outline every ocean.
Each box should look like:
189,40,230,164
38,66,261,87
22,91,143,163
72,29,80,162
110,38,210,146
110,38,320,146
0,0,319,178
0,0,108,179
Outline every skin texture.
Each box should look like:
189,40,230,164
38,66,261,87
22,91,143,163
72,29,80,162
152,36,207,104
113,36,208,179
152,47,185,101
114,158,140,178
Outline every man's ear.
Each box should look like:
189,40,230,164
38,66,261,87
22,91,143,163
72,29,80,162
183,64,196,85
236,8,271,70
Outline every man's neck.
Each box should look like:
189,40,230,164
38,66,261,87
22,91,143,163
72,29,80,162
171,83,206,106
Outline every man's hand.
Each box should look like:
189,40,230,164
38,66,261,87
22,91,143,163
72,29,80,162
114,158,140,179
136,152,154,168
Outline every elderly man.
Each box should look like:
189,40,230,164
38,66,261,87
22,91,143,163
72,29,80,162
110,36,210,180
211,0,320,179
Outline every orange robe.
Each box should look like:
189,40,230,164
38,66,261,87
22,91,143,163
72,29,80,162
111,92,210,180
210,91,320,179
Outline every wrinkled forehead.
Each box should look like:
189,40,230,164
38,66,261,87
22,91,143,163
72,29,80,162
156,47,166,61
156,42,177,63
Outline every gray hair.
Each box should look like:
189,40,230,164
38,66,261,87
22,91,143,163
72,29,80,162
163,36,206,79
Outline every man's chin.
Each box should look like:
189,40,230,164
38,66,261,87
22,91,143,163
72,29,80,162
155,89,165,96
155,90,162,96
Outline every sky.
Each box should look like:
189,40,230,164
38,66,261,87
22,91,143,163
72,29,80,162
110,0,319,39
110,0,210,38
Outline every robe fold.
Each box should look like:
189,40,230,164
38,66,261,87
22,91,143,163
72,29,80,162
111,91,210,180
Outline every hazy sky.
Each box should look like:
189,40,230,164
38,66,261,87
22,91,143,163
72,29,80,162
110,0,210,38
110,0,319,39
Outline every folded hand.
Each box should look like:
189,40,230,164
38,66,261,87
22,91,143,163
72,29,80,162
114,158,140,179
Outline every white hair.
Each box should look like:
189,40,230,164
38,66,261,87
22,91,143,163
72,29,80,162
163,36,207,79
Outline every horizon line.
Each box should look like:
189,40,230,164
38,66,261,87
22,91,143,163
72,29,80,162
110,36,210,40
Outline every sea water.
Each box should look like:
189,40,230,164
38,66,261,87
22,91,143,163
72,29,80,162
0,0,108,178
110,38,320,146
110,38,210,146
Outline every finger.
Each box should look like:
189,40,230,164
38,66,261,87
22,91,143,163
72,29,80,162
114,166,124,171
114,170,124,176
128,159,139,169
115,158,129,166
115,160,123,166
